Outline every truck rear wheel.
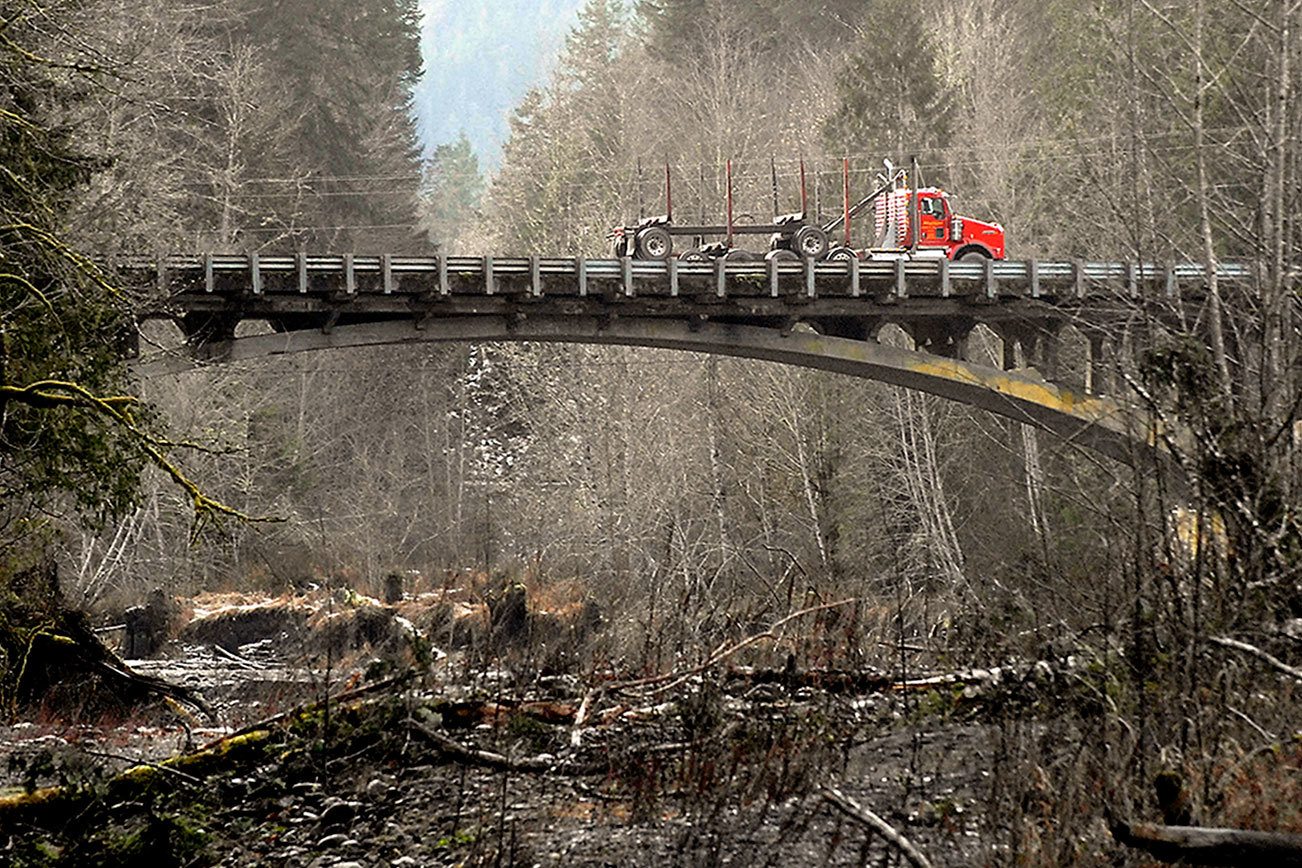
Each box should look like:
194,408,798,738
792,226,829,259
827,247,858,261
635,226,672,260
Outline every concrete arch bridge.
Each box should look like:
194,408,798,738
128,253,1248,465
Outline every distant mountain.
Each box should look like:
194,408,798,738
415,0,586,168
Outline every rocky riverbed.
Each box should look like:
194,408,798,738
1,634,1124,866
0,588,1140,866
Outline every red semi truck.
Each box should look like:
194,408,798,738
609,157,1005,263
867,180,1006,262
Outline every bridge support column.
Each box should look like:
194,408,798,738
1035,325,1060,381
1086,334,1109,396
994,327,1026,370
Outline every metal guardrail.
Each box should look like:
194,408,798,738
119,254,1258,302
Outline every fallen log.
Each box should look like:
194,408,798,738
0,672,414,823
0,726,277,822
1110,819,1302,866
726,657,1077,696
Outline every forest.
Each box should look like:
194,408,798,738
1,0,1299,865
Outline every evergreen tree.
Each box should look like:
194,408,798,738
639,0,860,62
205,0,425,250
487,0,631,253
1,6,148,530
822,0,953,161
421,134,485,253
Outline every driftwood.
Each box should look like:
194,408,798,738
406,717,686,777
1110,819,1302,866
822,786,934,868
0,672,414,822
725,663,1035,694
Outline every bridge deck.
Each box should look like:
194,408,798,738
129,254,1250,346
133,253,1247,303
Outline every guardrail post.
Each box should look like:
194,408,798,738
1029,257,1040,298
530,255,542,297
1164,262,1176,298
297,252,308,293
577,257,588,297
850,256,860,298
344,254,356,295
984,257,996,300
622,256,634,297
1073,259,1085,298
250,253,262,295
894,258,906,299
204,253,214,294
805,258,816,298
382,254,394,294
768,257,779,298
437,255,448,296
939,256,950,298
1126,261,1137,297
484,256,494,295
155,253,167,295
669,256,678,297
715,258,726,298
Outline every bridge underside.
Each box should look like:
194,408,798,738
178,316,1161,466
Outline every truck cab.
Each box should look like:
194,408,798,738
874,187,1006,261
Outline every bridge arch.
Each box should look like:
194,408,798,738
165,315,1165,466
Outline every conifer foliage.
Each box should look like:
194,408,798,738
1,2,150,532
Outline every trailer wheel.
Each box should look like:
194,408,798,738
724,249,759,262
635,226,672,260
792,226,829,259
678,249,709,262
765,249,799,262
827,247,858,261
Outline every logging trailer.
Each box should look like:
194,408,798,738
608,156,1005,263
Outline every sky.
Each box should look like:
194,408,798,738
414,0,587,169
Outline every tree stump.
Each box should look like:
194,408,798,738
488,582,529,647
383,571,405,604
121,588,177,659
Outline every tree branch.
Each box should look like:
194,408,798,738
822,786,935,868
1208,635,1302,681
